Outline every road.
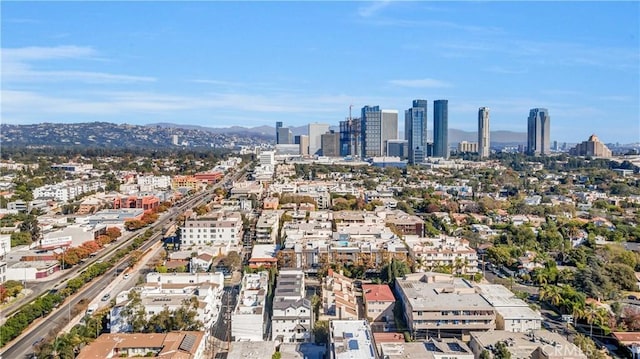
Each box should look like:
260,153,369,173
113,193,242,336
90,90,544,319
2,163,249,359
212,284,239,359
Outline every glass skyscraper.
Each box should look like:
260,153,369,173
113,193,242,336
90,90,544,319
405,99,428,164
361,105,382,157
527,108,551,155
433,100,449,159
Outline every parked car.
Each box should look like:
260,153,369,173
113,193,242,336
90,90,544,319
101,294,111,301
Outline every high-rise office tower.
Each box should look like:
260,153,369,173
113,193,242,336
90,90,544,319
361,106,382,157
381,110,398,156
527,108,551,155
321,131,341,157
276,121,283,144
433,100,449,159
405,100,428,164
277,126,293,145
361,106,398,158
478,107,490,158
308,123,330,156
295,135,309,156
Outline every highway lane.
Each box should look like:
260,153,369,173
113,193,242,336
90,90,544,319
1,163,249,359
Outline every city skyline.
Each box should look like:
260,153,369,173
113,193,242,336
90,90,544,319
1,2,638,143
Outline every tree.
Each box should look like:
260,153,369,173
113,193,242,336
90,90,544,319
313,320,329,344
480,350,491,359
221,251,242,271
573,334,606,359
494,341,512,359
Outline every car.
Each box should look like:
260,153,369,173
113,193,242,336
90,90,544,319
124,273,130,279
101,294,111,301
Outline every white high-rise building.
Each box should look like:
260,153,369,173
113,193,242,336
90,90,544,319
478,107,490,158
308,123,330,156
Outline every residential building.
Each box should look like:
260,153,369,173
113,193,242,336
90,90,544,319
469,330,587,359
309,123,330,156
395,272,495,339
272,270,313,343
405,99,428,164
476,284,542,332
171,175,200,190
321,131,341,157
180,210,243,249
137,175,171,189
259,151,276,166
405,236,479,275
255,210,280,244
380,338,473,359
76,331,206,359
110,272,224,334
329,320,378,359
228,341,278,359
457,141,478,154
33,179,105,202
478,107,490,158
569,134,612,158
232,271,270,341
433,100,449,159
362,284,395,332
322,269,359,320
527,108,551,155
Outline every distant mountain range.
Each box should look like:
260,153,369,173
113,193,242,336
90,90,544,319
150,123,527,144
0,122,527,150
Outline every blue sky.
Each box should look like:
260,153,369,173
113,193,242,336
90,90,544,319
2,1,639,143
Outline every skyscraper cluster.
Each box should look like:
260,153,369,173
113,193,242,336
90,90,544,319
277,102,553,161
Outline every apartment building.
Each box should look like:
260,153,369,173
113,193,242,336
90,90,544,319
380,210,424,236
322,269,360,320
329,320,378,359
255,210,280,244
77,331,206,359
232,271,270,341
395,272,495,339
180,210,243,248
110,272,224,334
476,284,542,333
405,235,479,275
469,330,587,359
362,284,395,332
33,179,105,202
271,270,313,343
137,175,171,190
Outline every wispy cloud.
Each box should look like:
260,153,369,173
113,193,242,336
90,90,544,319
358,1,392,18
389,78,453,88
484,66,528,75
1,45,155,84
598,95,633,102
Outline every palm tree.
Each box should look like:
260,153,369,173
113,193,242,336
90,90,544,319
582,303,605,337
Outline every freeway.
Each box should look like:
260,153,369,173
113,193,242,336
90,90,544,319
1,163,250,359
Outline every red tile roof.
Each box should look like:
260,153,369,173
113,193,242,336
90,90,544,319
362,284,395,302
613,332,640,344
